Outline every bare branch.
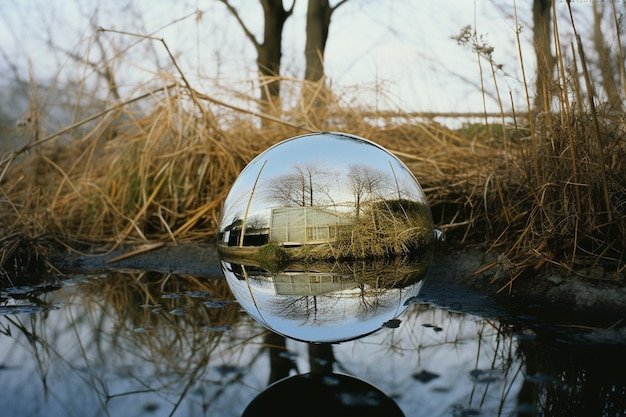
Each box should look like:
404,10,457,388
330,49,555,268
218,0,260,50
331,0,349,12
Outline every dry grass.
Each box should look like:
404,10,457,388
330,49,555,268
318,199,434,259
1,80,624,289
0,10,624,290
1,84,281,245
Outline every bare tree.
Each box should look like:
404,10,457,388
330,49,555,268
49,27,121,102
304,0,349,82
272,170,310,207
592,2,622,110
347,164,389,217
266,164,335,207
532,0,555,112
301,0,348,118
219,0,295,121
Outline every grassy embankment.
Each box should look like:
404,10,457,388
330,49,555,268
1,10,624,292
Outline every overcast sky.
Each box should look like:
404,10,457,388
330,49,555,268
0,0,615,123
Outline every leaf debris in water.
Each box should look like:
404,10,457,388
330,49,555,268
422,323,443,332
0,305,43,315
202,299,235,309
382,318,402,328
185,290,213,298
469,368,503,384
161,293,182,299
412,369,440,383
205,325,231,331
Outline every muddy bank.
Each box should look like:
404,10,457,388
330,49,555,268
422,247,626,345
54,242,625,344
56,242,224,278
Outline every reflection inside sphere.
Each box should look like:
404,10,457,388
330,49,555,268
217,132,437,343
221,256,430,343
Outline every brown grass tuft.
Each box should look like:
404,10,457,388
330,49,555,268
0,9,625,289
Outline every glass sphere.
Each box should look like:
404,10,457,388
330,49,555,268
218,132,436,343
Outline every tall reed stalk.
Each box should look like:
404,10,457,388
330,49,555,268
0,7,624,288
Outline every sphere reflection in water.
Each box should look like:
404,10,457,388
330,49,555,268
218,132,437,343
242,372,405,417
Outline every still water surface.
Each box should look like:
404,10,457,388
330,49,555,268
1,268,624,417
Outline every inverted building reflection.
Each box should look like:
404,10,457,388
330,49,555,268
221,254,431,343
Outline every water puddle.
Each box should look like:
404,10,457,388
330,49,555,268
1,127,624,415
1,265,624,416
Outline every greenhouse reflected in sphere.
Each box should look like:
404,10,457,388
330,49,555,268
217,132,438,343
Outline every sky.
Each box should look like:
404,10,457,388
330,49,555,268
0,0,616,131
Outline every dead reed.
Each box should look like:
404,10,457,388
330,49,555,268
325,199,434,259
0,6,624,290
1,77,623,288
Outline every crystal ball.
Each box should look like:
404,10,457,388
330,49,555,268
218,132,436,343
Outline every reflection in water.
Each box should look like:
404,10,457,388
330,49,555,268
0,271,262,416
221,256,431,343
516,338,626,416
243,371,405,417
1,269,625,416
255,332,406,416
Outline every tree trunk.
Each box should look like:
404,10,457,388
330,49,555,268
304,0,332,83
532,0,554,113
258,0,292,110
302,0,347,125
219,0,293,125
592,2,621,111
265,332,296,384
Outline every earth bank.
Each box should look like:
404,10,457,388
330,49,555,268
50,242,626,344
